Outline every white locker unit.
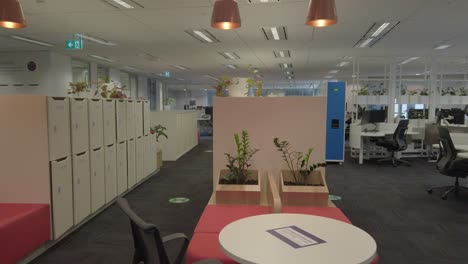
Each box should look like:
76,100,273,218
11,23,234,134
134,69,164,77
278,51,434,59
126,100,135,140
104,144,117,203
70,98,89,155
89,99,104,150
103,100,116,146
116,141,128,194
135,100,143,137
136,136,144,182
116,100,127,143
47,97,71,161
143,100,150,136
143,136,152,176
151,136,158,172
90,147,105,213
50,157,73,239
72,151,91,224
127,139,137,188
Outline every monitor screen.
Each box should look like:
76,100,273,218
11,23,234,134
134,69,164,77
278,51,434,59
361,110,386,125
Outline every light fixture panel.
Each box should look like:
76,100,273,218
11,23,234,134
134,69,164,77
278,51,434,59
354,21,400,48
279,63,293,69
262,26,287,40
101,0,144,9
11,36,54,47
273,50,291,58
219,52,240,59
185,29,220,43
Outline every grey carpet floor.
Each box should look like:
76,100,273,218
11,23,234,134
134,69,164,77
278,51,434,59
33,139,468,264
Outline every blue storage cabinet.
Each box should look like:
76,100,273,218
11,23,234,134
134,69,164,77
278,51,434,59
326,82,346,162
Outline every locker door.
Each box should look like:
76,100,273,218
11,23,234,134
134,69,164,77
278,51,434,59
50,157,73,239
136,137,144,182
152,137,158,171
143,101,150,136
126,101,135,139
90,147,105,213
117,141,128,194
135,101,143,137
89,99,104,149
127,139,136,188
103,100,116,146
104,144,117,203
70,98,89,155
48,97,71,160
72,151,91,224
116,100,127,143
143,136,151,176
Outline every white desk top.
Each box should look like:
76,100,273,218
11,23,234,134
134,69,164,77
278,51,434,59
219,214,377,264
432,144,468,152
458,152,468,159
361,131,419,137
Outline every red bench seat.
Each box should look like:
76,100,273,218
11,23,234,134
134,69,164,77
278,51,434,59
0,203,50,264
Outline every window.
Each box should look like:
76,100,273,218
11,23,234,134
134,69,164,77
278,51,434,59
71,59,90,85
97,65,109,82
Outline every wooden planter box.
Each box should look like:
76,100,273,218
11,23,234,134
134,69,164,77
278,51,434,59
157,149,163,169
280,170,329,207
215,169,261,205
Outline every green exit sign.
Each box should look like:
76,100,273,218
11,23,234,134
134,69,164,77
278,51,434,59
66,39,83,50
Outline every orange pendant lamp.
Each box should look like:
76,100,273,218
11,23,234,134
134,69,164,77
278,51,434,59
211,0,241,30
306,0,337,27
0,0,27,29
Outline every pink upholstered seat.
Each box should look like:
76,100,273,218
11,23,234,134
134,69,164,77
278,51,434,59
0,203,50,264
194,205,269,233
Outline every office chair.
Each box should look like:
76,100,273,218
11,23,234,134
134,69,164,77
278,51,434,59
117,198,221,264
427,127,468,200
376,119,411,167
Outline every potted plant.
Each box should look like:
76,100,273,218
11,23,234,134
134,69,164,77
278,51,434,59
214,77,231,97
150,125,168,168
163,97,175,111
247,64,263,97
94,79,128,99
354,85,370,105
216,130,261,204
440,87,459,104
273,137,328,206
68,81,90,96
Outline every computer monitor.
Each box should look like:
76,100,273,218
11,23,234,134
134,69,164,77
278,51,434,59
436,108,465,125
361,110,387,125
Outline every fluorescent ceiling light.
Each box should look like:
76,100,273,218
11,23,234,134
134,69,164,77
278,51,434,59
186,30,220,43
194,30,213,42
112,0,134,8
219,52,240,59
400,57,420,65
89,54,114,62
10,36,54,47
262,26,287,40
371,23,390,38
273,50,291,58
271,27,280,40
325,75,334,79
286,71,294,75
359,38,374,48
76,34,117,46
434,44,452,50
224,64,238,69
172,65,190,70
287,76,295,80
279,63,292,69
329,70,339,74
204,75,220,81
124,66,142,71
138,53,160,62
337,61,350,67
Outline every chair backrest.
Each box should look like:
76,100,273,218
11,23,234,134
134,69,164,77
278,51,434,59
437,127,457,172
117,198,170,264
393,119,409,150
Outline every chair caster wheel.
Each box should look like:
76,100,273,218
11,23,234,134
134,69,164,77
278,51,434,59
427,189,433,194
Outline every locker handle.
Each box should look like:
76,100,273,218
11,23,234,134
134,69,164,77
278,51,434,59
91,99,100,102
74,98,85,101
51,97,66,100
76,151,86,156
55,157,68,162
53,125,58,133
57,186,62,194
93,147,102,151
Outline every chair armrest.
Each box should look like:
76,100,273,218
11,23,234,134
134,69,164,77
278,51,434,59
163,233,189,264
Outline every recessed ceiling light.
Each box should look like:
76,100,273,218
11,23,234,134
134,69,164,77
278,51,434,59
359,38,374,48
204,75,220,81
371,22,390,38
89,54,114,62
102,0,143,9
204,88,208,91
285,71,294,75
137,53,160,62
224,64,239,69
325,75,334,79
273,50,291,58
337,61,350,67
172,65,190,70
354,21,400,48
329,70,339,74
279,63,293,69
123,66,142,71
262,26,287,40
287,76,295,80
415,73,421,76
76,33,117,46
400,57,420,65
10,36,54,47
219,52,240,59
186,29,220,43
434,44,452,50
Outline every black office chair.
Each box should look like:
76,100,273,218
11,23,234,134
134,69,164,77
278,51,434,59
117,198,221,264
427,127,468,200
376,119,411,167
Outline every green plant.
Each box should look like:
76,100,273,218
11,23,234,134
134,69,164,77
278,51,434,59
459,87,468,96
273,137,326,185
354,86,369,95
163,97,175,105
407,89,419,96
223,130,259,184
68,81,89,96
246,64,263,97
150,125,168,142
441,87,456,96
420,88,429,96
94,80,127,99
214,77,231,97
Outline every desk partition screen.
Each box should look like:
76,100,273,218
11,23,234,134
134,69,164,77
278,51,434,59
326,82,346,162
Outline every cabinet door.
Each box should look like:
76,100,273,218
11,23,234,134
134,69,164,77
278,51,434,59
117,141,128,194
103,100,116,146
70,99,89,155
116,100,127,143
143,101,150,136
135,101,143,137
127,139,136,188
72,151,91,224
50,157,73,239
104,144,117,203
90,147,105,213
126,101,135,139
136,137,144,182
143,136,151,176
89,99,104,149
48,97,71,160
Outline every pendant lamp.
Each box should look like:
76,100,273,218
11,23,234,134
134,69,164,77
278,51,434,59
306,0,337,27
211,0,241,30
0,0,27,29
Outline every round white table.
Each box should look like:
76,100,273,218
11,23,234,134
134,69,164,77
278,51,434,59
219,214,377,264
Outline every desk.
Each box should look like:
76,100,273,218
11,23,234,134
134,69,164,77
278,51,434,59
219,214,377,264
433,144,468,152
458,152,468,159
359,131,419,164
